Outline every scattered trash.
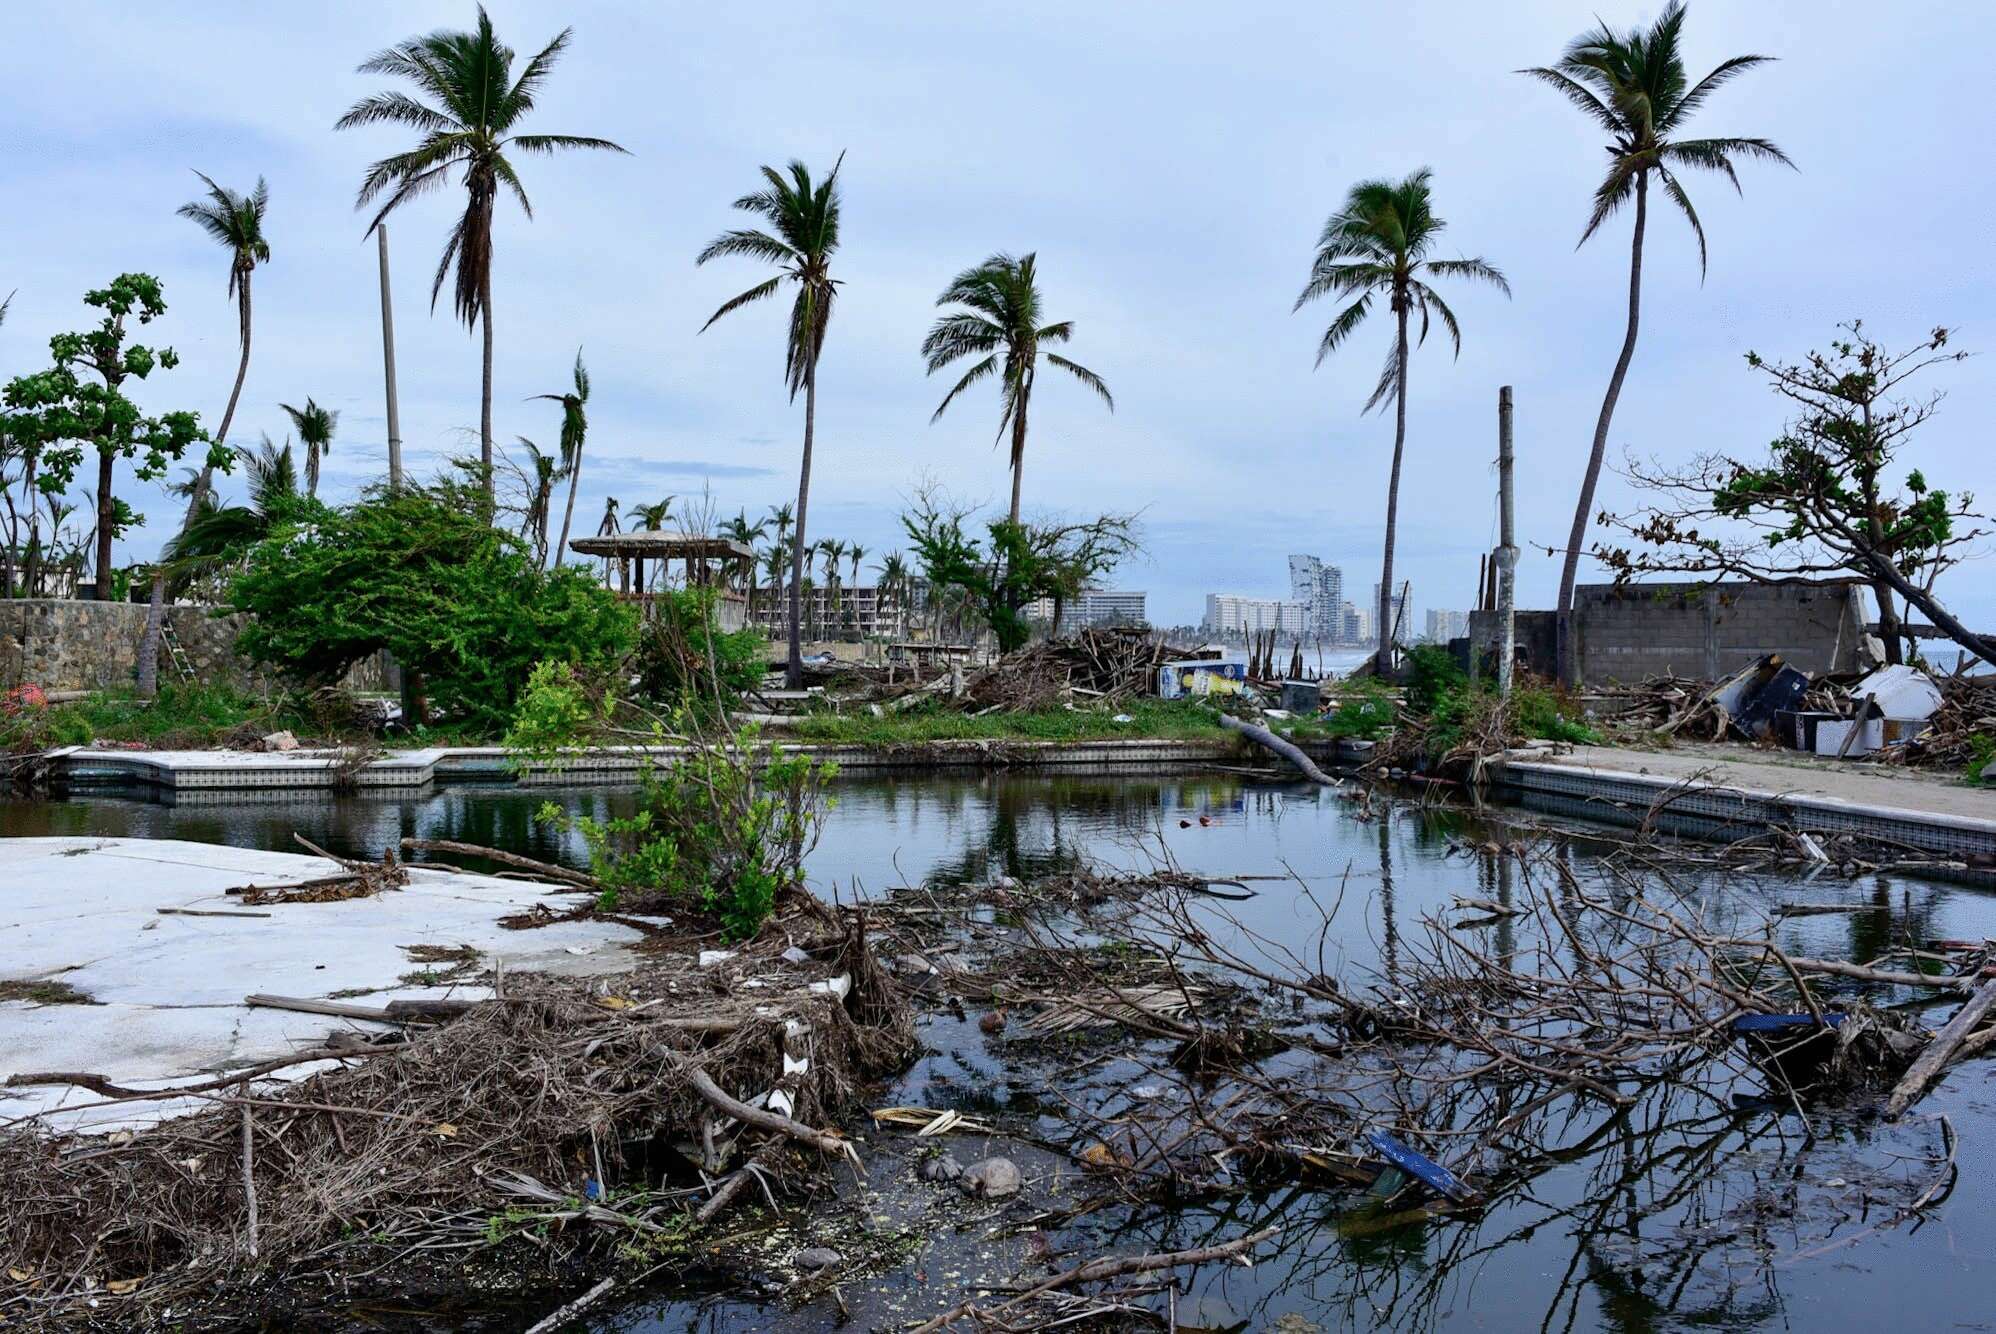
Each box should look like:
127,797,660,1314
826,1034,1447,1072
698,949,735,968
1365,1131,1477,1204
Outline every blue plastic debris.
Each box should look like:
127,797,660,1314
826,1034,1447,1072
1730,1012,1846,1035
1366,1131,1477,1203
583,1177,603,1201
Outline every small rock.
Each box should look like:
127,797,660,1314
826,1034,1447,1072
792,1246,844,1272
920,1154,963,1184
959,1156,1022,1199
697,949,735,968
260,730,299,752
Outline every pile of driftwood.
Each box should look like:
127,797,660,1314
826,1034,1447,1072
1883,671,1996,770
963,628,1191,712
0,899,913,1329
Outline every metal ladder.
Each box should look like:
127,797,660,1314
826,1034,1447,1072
158,619,196,683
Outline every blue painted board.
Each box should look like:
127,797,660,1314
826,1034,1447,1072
1731,1012,1845,1035
1366,1131,1476,1203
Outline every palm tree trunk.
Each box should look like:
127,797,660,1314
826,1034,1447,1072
1556,170,1648,684
1375,304,1410,676
1007,388,1029,529
93,453,115,603
555,450,583,572
786,363,818,688
480,268,496,513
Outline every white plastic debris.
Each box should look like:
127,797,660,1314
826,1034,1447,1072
1852,664,1943,723
698,949,735,968
809,973,853,1000
780,945,810,965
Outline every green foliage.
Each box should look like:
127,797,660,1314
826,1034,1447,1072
226,477,636,729
785,698,1220,745
901,486,1140,652
1404,643,1467,715
1,274,223,496
1,683,297,753
531,719,835,940
1322,681,1396,740
634,586,767,713
501,660,614,768
1511,684,1600,745
1966,733,1996,788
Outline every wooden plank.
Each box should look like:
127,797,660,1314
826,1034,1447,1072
1885,975,1996,1119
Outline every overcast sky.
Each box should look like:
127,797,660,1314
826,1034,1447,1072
3,2,1990,630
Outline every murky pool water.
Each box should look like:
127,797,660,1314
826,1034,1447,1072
9,774,1996,1331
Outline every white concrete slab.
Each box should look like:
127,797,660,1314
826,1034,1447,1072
0,837,642,1132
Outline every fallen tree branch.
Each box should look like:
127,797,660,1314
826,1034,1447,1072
1886,976,1996,1118
909,1225,1280,1333
399,837,598,889
669,1054,859,1165
1218,714,1337,786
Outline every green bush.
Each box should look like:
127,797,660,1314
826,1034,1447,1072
1967,733,1996,787
1322,682,1396,740
634,586,767,714
1512,684,1600,745
1404,643,1466,715
226,479,637,731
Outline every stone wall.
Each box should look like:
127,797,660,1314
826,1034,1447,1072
1469,581,1867,686
0,599,385,694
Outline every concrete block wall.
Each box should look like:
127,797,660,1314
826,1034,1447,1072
1468,581,1864,686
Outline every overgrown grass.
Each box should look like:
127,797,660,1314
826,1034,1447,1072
782,698,1226,745
1,684,301,751
1967,733,1996,787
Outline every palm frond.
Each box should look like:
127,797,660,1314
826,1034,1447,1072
1045,354,1113,410
1655,166,1708,276
699,275,783,332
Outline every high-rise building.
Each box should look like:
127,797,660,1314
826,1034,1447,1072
1203,593,1310,635
1425,608,1468,643
1287,555,1345,637
1372,582,1413,644
1024,588,1148,628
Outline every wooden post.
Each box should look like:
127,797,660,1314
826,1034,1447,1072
1496,385,1518,699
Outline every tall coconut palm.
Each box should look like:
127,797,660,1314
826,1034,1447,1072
921,252,1112,528
1295,169,1508,675
877,550,909,636
279,397,339,498
1523,1,1790,678
177,174,271,509
139,174,269,697
532,349,590,566
697,158,844,687
337,7,626,509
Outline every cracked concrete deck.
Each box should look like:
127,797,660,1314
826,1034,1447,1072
0,837,644,1132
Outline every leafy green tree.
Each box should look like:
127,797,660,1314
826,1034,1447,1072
1523,0,1791,675
921,252,1112,529
697,158,844,687
1294,169,1507,674
1,275,214,600
1598,322,1990,664
337,6,627,508
279,397,338,498
226,475,636,728
533,348,590,567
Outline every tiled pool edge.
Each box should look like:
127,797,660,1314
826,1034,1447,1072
53,736,1330,794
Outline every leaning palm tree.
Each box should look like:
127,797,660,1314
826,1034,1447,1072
921,252,1111,528
1295,169,1508,675
139,173,269,697
279,397,339,498
697,158,844,687
508,435,564,567
337,7,626,509
177,174,271,508
532,349,591,566
1523,1,1790,676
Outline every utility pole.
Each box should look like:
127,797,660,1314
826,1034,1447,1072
377,225,403,488
1496,385,1518,699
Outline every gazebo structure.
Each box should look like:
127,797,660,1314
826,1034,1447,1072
567,529,755,630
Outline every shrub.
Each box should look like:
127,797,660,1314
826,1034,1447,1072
633,586,767,714
1404,643,1466,716
226,479,637,731
1323,682,1396,740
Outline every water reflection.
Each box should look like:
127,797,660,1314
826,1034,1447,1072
8,776,1996,1331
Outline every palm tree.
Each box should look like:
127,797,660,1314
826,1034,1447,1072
697,158,844,687
510,435,564,567
631,498,674,531
720,509,768,601
817,538,844,640
532,349,591,567
1294,169,1508,675
279,397,339,498
163,435,306,573
595,494,620,586
846,542,867,636
1523,1,1790,678
877,551,909,637
759,542,788,630
921,252,1112,528
337,7,626,509
176,173,271,509
140,173,268,697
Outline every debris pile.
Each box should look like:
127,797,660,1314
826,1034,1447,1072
962,628,1193,711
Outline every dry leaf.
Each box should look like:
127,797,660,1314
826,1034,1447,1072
107,1130,133,1145
105,1278,143,1296
433,1122,458,1138
6,1267,32,1283
595,996,633,1011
